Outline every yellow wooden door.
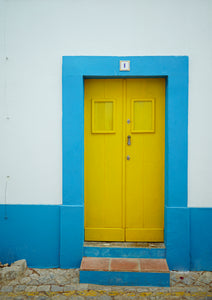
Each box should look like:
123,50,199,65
84,78,165,242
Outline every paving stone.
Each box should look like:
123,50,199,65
197,272,212,286
7,279,20,286
19,277,31,284
28,274,40,281
37,285,50,292
24,269,33,276
32,269,45,275
51,296,67,300
86,297,102,300
1,268,18,281
89,286,113,292
53,269,68,276
25,285,38,292
0,285,13,292
14,284,26,292
66,297,84,300
36,276,57,285
160,297,184,300
65,270,79,283
63,283,90,291
28,279,40,285
71,284,89,291
170,271,200,287
114,296,143,300
51,285,64,292
71,277,79,284
63,285,76,292
97,296,113,300
186,298,207,300
55,275,70,285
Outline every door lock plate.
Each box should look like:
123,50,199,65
127,135,131,146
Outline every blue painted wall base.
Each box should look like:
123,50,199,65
190,208,212,271
0,205,60,268
0,205,212,270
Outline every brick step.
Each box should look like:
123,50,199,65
80,257,170,287
83,242,165,259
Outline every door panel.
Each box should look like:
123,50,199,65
84,78,165,242
84,79,124,241
125,79,165,241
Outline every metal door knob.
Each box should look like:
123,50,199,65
127,155,130,160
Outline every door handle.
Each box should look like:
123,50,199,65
127,135,131,146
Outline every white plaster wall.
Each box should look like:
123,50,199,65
0,0,212,206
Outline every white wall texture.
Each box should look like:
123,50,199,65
0,0,212,206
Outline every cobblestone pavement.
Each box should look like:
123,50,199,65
0,268,212,299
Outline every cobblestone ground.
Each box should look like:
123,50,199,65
0,268,212,299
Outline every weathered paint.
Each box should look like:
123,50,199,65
83,246,166,259
80,270,170,286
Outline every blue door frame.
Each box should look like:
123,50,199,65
61,56,189,270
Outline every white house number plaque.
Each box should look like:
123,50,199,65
120,60,130,71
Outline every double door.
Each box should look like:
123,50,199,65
84,78,165,242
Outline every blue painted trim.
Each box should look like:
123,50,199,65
62,56,188,208
60,205,84,268
83,247,165,259
165,207,190,270
80,270,170,287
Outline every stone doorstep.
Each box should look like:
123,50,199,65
80,257,170,286
80,257,169,273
